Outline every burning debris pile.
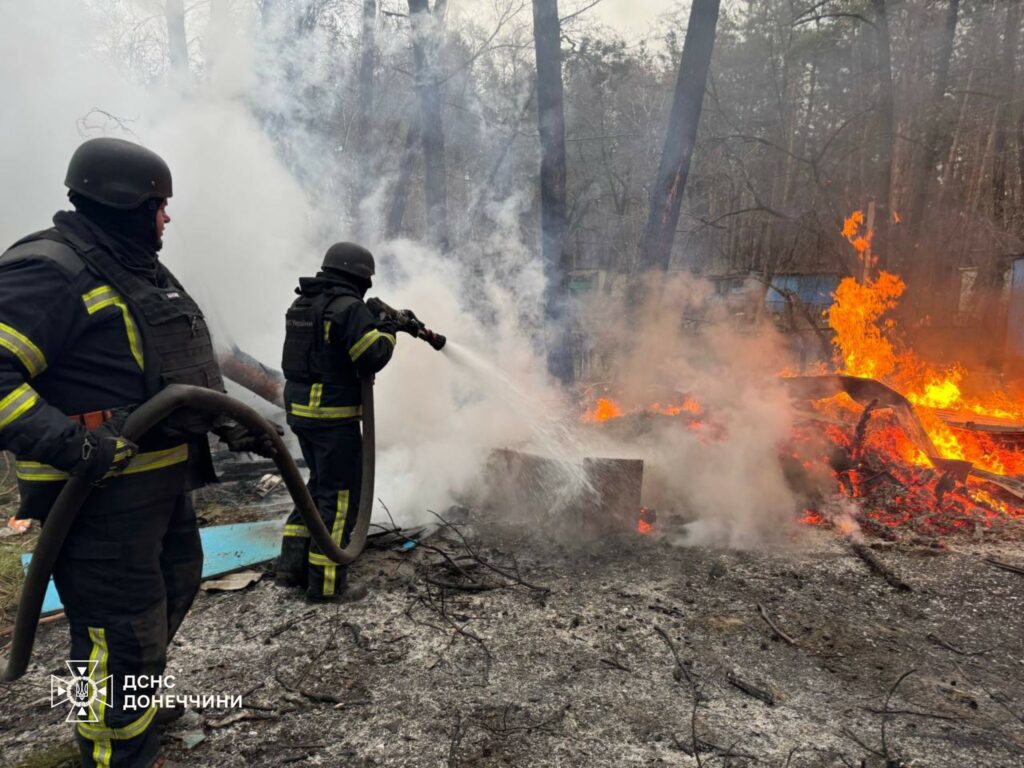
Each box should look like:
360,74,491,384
579,214,1024,544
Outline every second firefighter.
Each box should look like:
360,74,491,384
277,242,403,601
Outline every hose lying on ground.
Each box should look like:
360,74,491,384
2,380,375,682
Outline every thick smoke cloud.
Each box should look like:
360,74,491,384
0,1,805,543
0,1,573,528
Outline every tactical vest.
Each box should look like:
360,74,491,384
10,228,224,433
281,287,358,385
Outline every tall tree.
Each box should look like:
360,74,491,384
532,0,572,382
166,0,188,86
640,0,721,271
993,0,1021,230
906,0,959,243
870,0,895,268
408,0,450,252
353,0,378,223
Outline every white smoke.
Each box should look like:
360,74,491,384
0,1,808,542
0,0,572,529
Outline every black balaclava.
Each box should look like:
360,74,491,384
321,268,371,297
70,192,164,255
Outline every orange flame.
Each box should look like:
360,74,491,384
583,398,624,423
842,210,874,260
828,216,1024,476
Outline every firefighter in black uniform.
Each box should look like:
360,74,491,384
277,243,412,601
0,138,271,768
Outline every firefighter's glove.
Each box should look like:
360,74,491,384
393,309,422,337
366,297,388,321
215,420,284,459
71,421,138,485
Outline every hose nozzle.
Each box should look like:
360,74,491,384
367,297,447,351
419,329,447,351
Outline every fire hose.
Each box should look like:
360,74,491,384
2,306,446,683
2,382,369,682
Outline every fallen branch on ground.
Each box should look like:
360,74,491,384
756,602,798,646
849,542,913,591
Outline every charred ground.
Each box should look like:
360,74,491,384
3,503,1024,768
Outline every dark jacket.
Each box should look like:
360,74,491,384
281,274,396,423
0,211,221,518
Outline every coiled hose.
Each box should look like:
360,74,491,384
2,380,375,682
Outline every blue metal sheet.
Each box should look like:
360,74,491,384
765,274,840,314
21,519,285,615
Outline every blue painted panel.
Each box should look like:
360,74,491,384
765,274,840,314
21,519,285,615
1008,259,1024,357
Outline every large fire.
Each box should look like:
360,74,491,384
582,211,1024,540
799,212,1024,535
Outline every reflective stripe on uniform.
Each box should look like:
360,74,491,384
78,626,157,745
287,403,362,420
81,627,112,766
348,329,395,362
283,524,310,538
78,705,157,743
16,444,189,482
288,382,362,420
0,383,40,431
308,552,335,567
82,286,145,370
319,490,350,596
0,323,46,377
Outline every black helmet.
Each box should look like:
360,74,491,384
322,242,375,280
65,138,173,209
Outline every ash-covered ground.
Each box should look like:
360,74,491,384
4,505,1024,768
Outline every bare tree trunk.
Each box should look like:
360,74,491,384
993,0,1021,229
640,0,721,271
870,0,895,269
353,0,378,223
907,0,959,240
386,123,419,239
166,0,188,86
531,0,572,382
408,0,450,252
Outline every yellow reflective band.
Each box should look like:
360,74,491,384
284,524,310,538
120,444,188,475
0,323,46,377
324,320,332,343
16,444,188,482
309,383,323,409
78,627,112,765
82,285,144,371
349,329,394,361
324,564,337,596
78,705,157,742
14,463,68,482
288,403,362,420
78,626,157,744
0,383,39,431
310,549,338,594
332,490,349,545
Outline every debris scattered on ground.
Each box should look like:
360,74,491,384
201,570,264,593
3,516,31,537
6,506,1024,767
